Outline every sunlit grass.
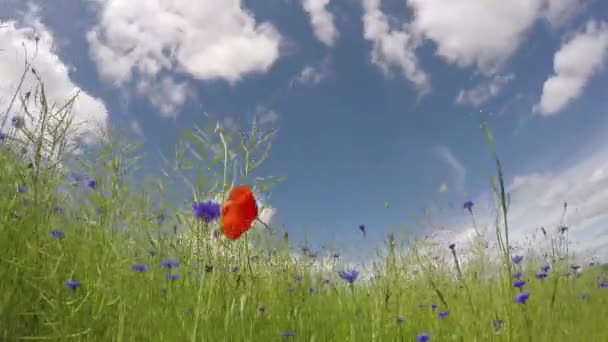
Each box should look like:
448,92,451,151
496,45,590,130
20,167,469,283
1,62,608,342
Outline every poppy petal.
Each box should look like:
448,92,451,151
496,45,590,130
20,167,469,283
221,185,258,240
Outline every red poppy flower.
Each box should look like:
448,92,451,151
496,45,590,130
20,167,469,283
221,184,258,240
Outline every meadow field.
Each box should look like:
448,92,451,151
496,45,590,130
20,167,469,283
1,70,608,342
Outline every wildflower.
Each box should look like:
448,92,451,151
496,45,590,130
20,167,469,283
599,282,608,288
132,264,149,272
86,179,97,189
66,280,80,290
301,246,309,254
535,273,548,280
165,274,180,281
493,319,505,330
359,224,366,236
513,280,526,288
11,116,25,129
53,205,63,213
463,200,474,212
148,248,157,256
431,304,438,310
512,255,523,264
192,201,221,222
541,264,550,273
513,271,522,279
448,243,455,251
0,132,6,141
559,226,568,234
17,185,27,193
258,306,266,313
160,258,180,269
571,264,581,271
339,270,359,283
417,332,430,342
323,278,330,285
333,253,340,258
397,315,405,324
437,310,450,319
221,185,258,240
294,275,302,282
50,229,65,238
213,230,220,239
514,292,530,304
280,331,294,337
309,287,316,294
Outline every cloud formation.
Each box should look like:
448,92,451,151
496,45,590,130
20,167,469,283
301,0,339,46
87,0,282,85
0,14,108,145
456,74,515,107
536,20,608,115
361,0,431,96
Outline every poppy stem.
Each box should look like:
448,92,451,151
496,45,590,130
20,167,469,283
244,234,254,277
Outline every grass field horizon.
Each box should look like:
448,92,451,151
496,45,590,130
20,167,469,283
2,61,608,342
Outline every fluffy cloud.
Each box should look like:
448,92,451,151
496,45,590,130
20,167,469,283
456,74,515,107
0,16,108,145
136,76,192,119
87,0,282,86
406,0,582,75
301,0,339,46
291,57,331,87
535,20,608,115
361,0,430,96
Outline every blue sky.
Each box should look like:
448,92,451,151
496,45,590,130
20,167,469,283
2,0,608,263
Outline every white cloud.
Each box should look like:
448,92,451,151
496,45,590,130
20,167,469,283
535,20,608,115
435,146,466,192
361,0,430,96
406,0,583,75
456,74,515,107
258,110,279,125
291,57,331,87
87,0,282,86
301,0,339,46
442,126,608,262
136,76,191,119
0,16,108,145
259,206,276,226
129,119,143,138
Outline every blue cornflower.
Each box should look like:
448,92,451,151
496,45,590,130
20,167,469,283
448,243,456,251
417,332,430,342
431,304,438,310
493,319,505,330
66,280,80,290
359,224,366,236
50,229,65,238
599,282,608,288
165,274,180,281
513,280,526,288
512,255,523,264
514,292,530,304
294,275,302,282
541,264,550,273
333,252,340,258
132,264,149,272
160,258,180,269
17,185,27,193
463,200,474,212
86,179,97,189
280,331,294,337
437,310,450,319
513,271,522,279
536,272,548,280
11,116,25,129
339,270,359,283
213,230,220,239
0,132,6,141
397,315,405,324
559,226,568,234
192,201,221,222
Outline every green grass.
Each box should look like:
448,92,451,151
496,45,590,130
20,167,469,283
1,67,608,342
